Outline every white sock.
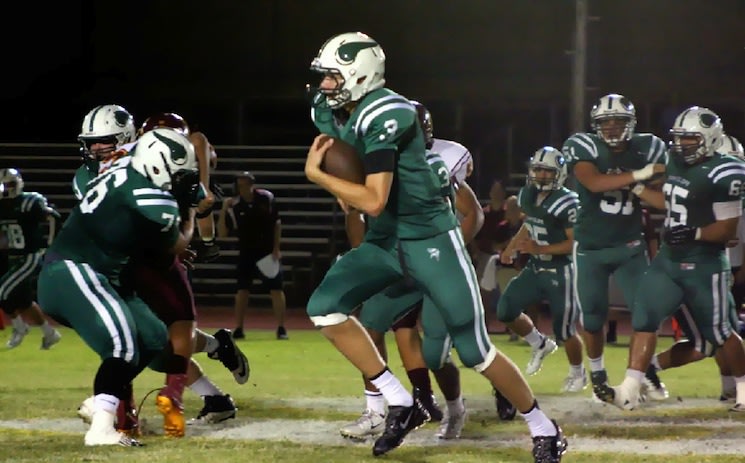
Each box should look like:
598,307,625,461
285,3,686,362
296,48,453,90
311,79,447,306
202,335,220,354
721,375,736,393
189,376,223,397
11,316,27,333
364,390,386,416
521,402,556,437
446,395,465,416
524,328,544,349
93,393,119,414
370,369,413,407
625,368,644,383
569,364,584,377
735,375,745,404
39,320,55,337
650,355,662,372
589,356,604,372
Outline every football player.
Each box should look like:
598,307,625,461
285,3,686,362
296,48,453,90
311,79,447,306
597,107,745,412
0,168,61,349
641,134,745,404
340,101,481,441
139,113,221,263
497,147,586,392
38,129,199,446
305,32,566,461
561,93,666,397
74,107,246,437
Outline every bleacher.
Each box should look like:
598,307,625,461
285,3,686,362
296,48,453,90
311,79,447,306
0,143,348,308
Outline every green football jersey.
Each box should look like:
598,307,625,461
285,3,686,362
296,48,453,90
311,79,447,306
50,159,181,284
425,150,455,212
562,132,667,249
72,164,98,200
661,153,745,260
311,88,456,239
0,192,49,255
517,185,578,266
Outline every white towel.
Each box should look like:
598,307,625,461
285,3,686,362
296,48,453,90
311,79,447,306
479,254,500,291
256,253,280,278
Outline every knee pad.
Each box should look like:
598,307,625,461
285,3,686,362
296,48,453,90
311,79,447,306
581,311,606,334
422,336,452,371
309,313,349,327
495,297,519,324
471,344,498,373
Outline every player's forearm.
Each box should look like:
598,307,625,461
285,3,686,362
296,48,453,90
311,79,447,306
579,171,637,193
536,240,573,256
309,169,390,217
699,219,739,244
633,185,665,210
502,224,529,257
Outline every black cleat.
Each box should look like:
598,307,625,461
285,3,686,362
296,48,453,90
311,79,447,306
532,420,568,463
372,393,430,456
590,370,614,403
208,329,250,384
494,388,516,421
414,388,443,422
188,395,237,425
276,326,289,340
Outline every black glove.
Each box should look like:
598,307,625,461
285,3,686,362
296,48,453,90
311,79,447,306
664,225,698,246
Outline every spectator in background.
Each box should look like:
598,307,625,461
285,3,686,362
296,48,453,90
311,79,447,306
217,172,288,340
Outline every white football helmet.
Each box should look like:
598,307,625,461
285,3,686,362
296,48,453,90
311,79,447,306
527,147,567,191
309,32,386,109
0,168,23,199
669,106,724,165
78,104,136,162
130,128,197,191
719,134,744,160
590,93,637,147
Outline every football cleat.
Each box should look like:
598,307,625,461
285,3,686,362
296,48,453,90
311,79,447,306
561,370,588,393
720,388,736,403
339,409,385,440
526,337,558,376
372,393,430,456
188,395,237,425
729,403,745,412
494,388,517,421
642,366,669,401
413,388,443,422
208,329,250,384
435,399,467,440
7,326,28,349
41,329,62,350
532,420,568,463
156,393,185,437
84,410,142,447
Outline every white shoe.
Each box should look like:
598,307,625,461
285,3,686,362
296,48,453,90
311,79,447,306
7,327,28,349
525,337,558,376
729,403,745,412
561,370,588,393
603,383,640,411
641,377,669,401
41,329,61,350
339,409,385,440
84,410,141,446
435,401,467,439
78,396,95,425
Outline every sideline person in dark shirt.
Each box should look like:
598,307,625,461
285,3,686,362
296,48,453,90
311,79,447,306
217,172,288,340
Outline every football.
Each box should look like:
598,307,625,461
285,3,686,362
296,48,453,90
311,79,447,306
320,135,365,184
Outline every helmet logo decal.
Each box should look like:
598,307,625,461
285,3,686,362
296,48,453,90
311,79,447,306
152,131,188,165
114,110,130,127
700,113,717,128
336,41,377,64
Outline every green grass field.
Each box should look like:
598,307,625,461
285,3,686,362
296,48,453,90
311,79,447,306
0,326,742,462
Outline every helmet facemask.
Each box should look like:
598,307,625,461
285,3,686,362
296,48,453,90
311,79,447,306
669,107,724,165
526,147,567,191
590,94,637,147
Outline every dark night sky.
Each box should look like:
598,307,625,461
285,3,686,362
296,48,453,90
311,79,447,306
2,0,744,184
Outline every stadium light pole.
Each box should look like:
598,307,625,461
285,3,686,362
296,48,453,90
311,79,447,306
570,0,588,134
